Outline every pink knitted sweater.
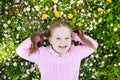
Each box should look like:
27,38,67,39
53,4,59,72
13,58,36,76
16,34,98,80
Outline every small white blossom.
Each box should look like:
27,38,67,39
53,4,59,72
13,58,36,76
80,73,84,76
114,64,117,67
13,62,17,66
116,41,120,45
95,54,99,58
7,20,11,24
34,5,40,11
118,63,120,66
14,0,19,3
3,23,8,28
114,28,117,32
92,75,96,79
17,13,22,16
89,63,93,66
26,7,30,11
26,69,30,74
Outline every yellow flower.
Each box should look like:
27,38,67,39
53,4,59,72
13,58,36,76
77,22,82,27
42,14,48,20
54,11,60,18
98,17,103,22
67,13,73,19
97,7,103,12
52,0,58,3
107,0,112,3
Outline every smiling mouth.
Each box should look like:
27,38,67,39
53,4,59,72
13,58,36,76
58,46,67,48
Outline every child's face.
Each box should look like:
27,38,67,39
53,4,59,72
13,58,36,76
49,27,72,54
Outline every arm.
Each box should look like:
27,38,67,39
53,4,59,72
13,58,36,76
73,33,98,58
16,37,41,64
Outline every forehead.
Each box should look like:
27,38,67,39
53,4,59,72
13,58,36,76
52,27,71,36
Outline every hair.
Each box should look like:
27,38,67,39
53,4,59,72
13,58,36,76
46,21,73,38
29,31,44,55
29,21,96,54
73,29,97,50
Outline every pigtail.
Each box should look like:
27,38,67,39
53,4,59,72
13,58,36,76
29,31,44,55
74,29,96,50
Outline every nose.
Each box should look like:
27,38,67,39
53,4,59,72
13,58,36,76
60,39,67,45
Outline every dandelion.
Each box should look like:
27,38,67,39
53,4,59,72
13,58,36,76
107,0,112,3
98,17,103,22
52,0,58,3
97,7,103,12
54,11,60,18
77,22,82,27
67,13,73,19
42,14,48,20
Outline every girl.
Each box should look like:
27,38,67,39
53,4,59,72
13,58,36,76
16,21,98,80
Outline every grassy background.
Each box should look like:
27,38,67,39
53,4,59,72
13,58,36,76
0,0,120,80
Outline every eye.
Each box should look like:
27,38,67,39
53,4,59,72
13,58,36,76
65,37,70,40
56,37,60,40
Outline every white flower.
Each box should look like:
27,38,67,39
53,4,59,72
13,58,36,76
3,75,6,79
116,41,120,45
110,23,113,26
104,55,108,58
26,69,30,74
14,0,19,3
70,0,74,5
21,62,23,66
16,34,19,39
114,28,117,32
81,9,85,12
30,67,35,72
6,62,9,66
87,13,91,17
34,5,39,11
17,26,21,30
3,23,8,28
89,27,93,31
17,13,22,16
80,73,84,76
92,75,96,79
13,62,17,66
95,54,99,58
90,55,94,58
25,62,28,66
118,63,120,66
89,63,93,66
45,6,49,10
84,63,88,66
7,20,11,24
114,64,117,67
114,50,117,52
26,7,30,11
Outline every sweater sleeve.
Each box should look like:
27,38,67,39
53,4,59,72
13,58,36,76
73,33,98,59
16,37,41,64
